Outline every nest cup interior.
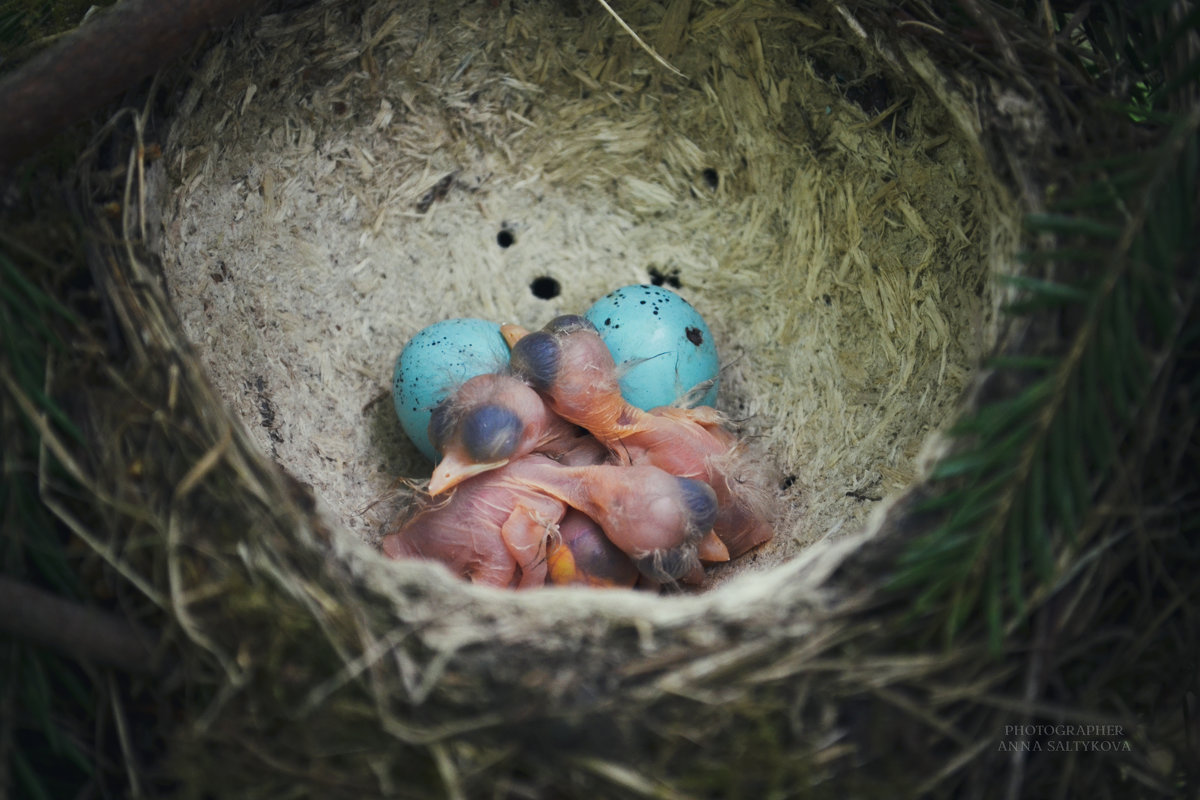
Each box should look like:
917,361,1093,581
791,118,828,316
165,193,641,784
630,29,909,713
159,0,1007,589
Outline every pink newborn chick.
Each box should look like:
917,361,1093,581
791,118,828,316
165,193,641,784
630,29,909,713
508,315,775,559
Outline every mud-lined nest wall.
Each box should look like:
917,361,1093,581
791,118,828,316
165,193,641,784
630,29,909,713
56,0,1167,795
159,0,1004,578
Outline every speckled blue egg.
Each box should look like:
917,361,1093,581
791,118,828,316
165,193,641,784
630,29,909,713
393,318,511,462
584,285,719,410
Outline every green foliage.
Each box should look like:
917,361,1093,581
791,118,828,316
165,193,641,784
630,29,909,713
890,2,1200,652
1,242,98,799
4,649,98,800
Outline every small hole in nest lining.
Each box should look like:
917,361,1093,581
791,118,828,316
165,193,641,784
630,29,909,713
702,168,719,189
497,229,515,248
648,266,682,288
530,276,561,299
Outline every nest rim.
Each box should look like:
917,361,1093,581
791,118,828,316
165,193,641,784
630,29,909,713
22,0,1190,796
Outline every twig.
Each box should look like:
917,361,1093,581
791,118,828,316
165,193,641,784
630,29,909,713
0,577,158,675
0,0,265,171
109,672,144,798
594,0,687,78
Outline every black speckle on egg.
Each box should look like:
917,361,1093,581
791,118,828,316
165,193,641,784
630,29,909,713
604,317,612,326
686,327,703,346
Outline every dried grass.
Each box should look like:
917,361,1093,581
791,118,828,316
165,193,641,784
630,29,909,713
18,0,1190,796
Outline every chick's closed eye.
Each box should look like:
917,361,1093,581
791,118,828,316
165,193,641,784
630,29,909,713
509,331,560,391
460,404,522,462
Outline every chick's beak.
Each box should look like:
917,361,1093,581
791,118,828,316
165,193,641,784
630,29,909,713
697,530,731,562
500,323,531,349
428,450,508,495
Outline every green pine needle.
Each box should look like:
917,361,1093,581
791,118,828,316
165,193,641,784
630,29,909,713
3,227,98,795
1000,273,1093,302
1024,213,1124,240
889,69,1200,653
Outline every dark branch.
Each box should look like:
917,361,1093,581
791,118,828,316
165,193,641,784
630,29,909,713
0,576,158,674
0,0,265,171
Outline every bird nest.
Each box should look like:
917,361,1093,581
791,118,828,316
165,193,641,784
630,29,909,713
157,0,1004,573
34,0,1194,796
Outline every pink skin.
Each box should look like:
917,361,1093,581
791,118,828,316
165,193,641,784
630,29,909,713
509,456,715,582
382,460,566,589
625,406,771,560
384,454,715,586
416,368,713,586
524,425,699,587
428,373,591,495
526,324,632,437
518,321,774,559
553,432,612,467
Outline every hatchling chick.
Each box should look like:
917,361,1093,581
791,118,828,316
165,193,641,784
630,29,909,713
381,458,566,589
426,372,597,495
511,455,720,582
428,344,730,568
385,453,719,586
508,315,775,559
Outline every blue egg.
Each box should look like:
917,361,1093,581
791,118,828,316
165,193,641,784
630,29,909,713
392,318,511,462
584,285,719,410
